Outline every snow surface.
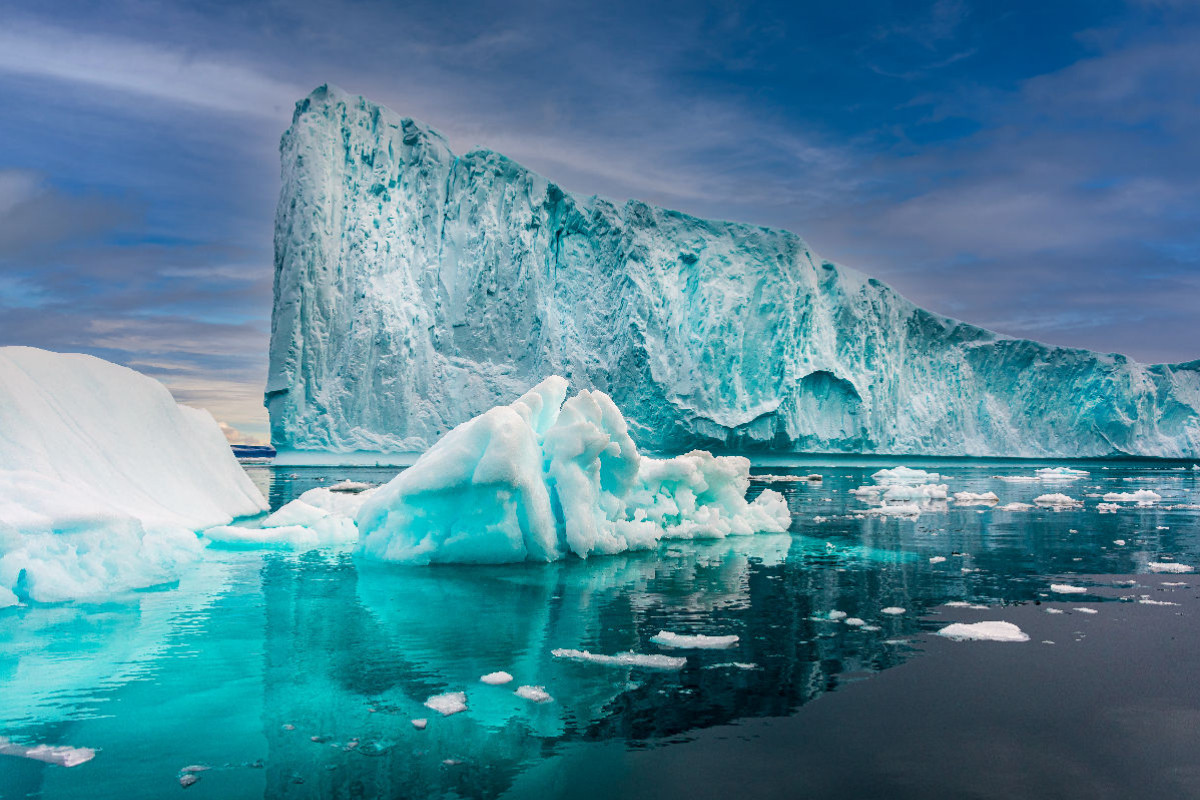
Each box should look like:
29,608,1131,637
355,377,790,564
650,631,739,649
267,85,1200,460
0,347,266,603
935,621,1030,642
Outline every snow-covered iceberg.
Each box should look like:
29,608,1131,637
267,84,1200,460
355,377,790,563
0,347,267,603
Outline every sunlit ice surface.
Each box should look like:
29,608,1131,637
2,460,1199,798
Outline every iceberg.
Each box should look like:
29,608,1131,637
0,347,267,603
267,85,1200,460
355,377,789,564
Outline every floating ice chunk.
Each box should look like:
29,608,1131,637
865,502,922,517
329,480,373,492
1113,539,1127,545
1102,490,1162,505
650,631,739,649
1050,584,1088,594
1162,581,1189,587
994,475,1042,483
871,467,941,485
1034,493,1081,507
514,685,552,703
703,662,759,670
411,719,427,730
1044,608,1064,614
1139,597,1180,606
1097,503,1120,514
827,610,848,620
1074,608,1098,614
1036,467,1088,479
756,473,821,483
355,378,790,564
936,621,1029,642
0,348,267,603
480,671,514,685
0,737,96,767
953,491,1000,505
424,692,467,716
996,502,1033,511
943,601,988,610
551,648,686,670
881,484,948,501
930,556,947,564
179,774,199,788
1148,562,1193,573
881,606,906,615
843,617,866,627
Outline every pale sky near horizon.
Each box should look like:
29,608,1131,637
1,0,1198,444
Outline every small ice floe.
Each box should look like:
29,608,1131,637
650,631,739,649
1074,608,1098,614
1034,493,1082,508
943,601,988,610
827,610,848,620
0,737,95,767
179,774,200,788
1157,526,1169,530
881,606,906,615
424,692,468,716
551,648,686,670
871,466,941,484
1050,584,1088,594
480,671,514,685
936,621,1029,642
1037,467,1089,480
410,719,428,730
329,480,374,493
1097,503,1120,514
1044,608,1064,614
813,515,828,523
994,475,1041,483
702,661,760,670
1139,597,1180,606
1102,490,1161,505
843,617,866,627
757,473,822,483
1162,581,1189,587
514,685,553,703
996,502,1033,511
866,502,923,517
1148,562,1194,573
1113,539,1127,546
953,491,999,505
930,556,947,564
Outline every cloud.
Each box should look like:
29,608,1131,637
218,420,266,446
0,21,304,119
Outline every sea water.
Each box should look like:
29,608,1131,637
2,461,1198,798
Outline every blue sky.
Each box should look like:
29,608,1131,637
1,0,1197,443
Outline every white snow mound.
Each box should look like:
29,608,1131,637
0,347,266,603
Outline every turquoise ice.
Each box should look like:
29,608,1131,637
267,85,1200,461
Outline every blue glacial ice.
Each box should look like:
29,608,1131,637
0,346,267,604
220,377,790,561
267,85,1200,461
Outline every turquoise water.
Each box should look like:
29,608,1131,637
2,462,1199,798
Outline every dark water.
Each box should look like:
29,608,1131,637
1,462,1198,798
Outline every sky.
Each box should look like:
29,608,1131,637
1,0,1198,444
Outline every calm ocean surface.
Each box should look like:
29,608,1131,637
2,461,1198,799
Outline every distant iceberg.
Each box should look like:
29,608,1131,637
267,84,1200,460
0,347,267,604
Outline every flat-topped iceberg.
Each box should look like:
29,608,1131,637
267,85,1200,460
0,347,267,603
356,377,789,564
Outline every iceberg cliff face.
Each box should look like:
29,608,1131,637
268,85,1200,459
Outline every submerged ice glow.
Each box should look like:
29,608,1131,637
268,85,1200,461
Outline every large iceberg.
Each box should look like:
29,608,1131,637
355,376,790,563
0,347,267,603
268,85,1200,460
